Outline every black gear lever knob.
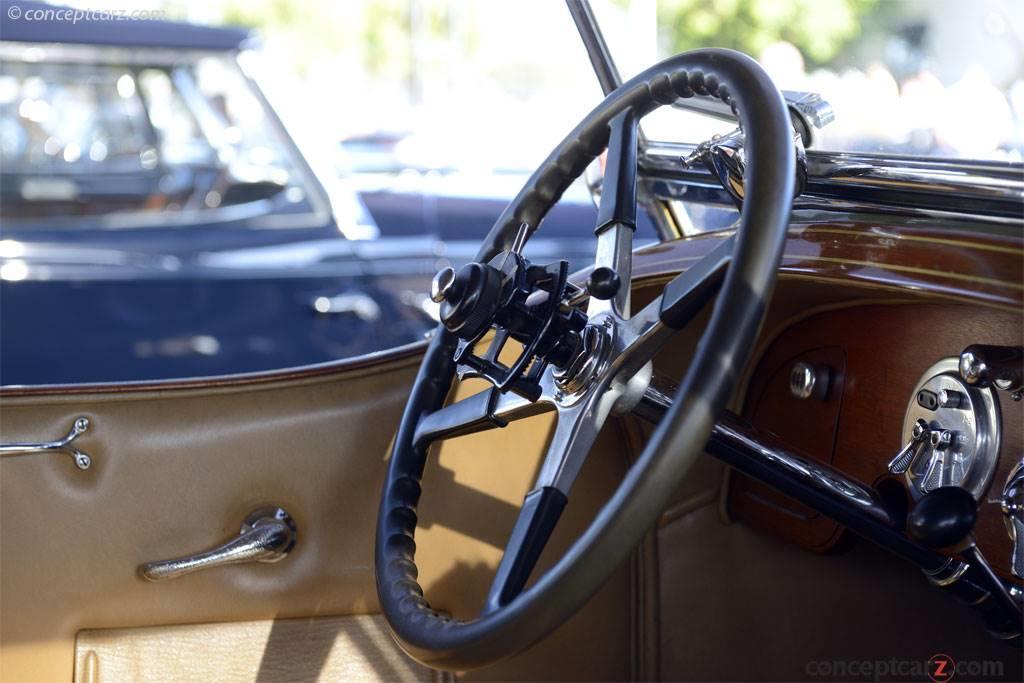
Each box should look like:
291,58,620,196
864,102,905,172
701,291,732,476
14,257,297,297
907,487,978,549
586,267,621,301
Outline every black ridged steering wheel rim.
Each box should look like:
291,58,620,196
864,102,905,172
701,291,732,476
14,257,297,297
376,47,795,671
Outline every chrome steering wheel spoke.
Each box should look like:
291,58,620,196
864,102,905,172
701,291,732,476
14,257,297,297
415,113,737,616
581,105,733,388
610,234,735,381
587,107,639,320
588,223,634,319
413,383,554,447
537,391,615,495
481,383,613,614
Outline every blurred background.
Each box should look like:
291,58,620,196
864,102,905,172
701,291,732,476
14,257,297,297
1,0,1022,385
195,0,1024,163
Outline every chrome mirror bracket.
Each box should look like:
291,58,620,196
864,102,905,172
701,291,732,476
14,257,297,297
681,125,808,208
782,90,834,147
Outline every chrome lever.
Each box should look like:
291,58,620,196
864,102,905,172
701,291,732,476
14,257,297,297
887,418,930,475
139,507,296,582
0,416,92,470
1000,460,1024,579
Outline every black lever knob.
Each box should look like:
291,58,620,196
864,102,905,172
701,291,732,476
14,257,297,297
907,487,978,549
586,267,621,301
959,345,1023,393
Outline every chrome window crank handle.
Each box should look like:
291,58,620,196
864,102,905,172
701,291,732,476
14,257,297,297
139,507,296,582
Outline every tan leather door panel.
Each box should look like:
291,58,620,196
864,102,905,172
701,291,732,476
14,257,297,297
0,352,422,681
73,615,443,683
0,348,637,682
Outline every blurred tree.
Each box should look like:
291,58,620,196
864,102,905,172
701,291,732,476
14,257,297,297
658,0,882,67
218,0,357,77
218,0,460,92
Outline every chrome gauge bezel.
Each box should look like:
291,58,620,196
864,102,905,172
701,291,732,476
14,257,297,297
901,357,1001,501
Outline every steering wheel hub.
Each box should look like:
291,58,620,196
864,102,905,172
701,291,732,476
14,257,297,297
435,232,590,400
553,319,613,398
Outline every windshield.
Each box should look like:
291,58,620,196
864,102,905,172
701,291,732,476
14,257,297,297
0,46,320,226
598,0,1023,161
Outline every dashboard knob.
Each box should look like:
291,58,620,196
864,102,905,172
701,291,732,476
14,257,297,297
907,487,978,550
789,361,831,400
937,388,964,409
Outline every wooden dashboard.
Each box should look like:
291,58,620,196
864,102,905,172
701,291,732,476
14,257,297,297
633,217,1023,583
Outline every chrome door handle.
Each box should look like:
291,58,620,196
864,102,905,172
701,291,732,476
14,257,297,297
139,507,296,582
310,292,381,321
0,416,92,470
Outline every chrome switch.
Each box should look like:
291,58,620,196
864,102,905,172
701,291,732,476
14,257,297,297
898,358,1000,501
888,419,930,475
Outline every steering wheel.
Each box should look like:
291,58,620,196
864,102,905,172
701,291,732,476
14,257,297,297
376,48,795,670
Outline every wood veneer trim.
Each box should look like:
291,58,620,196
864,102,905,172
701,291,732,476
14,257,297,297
799,226,1024,255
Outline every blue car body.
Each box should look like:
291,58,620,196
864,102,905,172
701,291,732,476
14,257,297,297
0,2,610,386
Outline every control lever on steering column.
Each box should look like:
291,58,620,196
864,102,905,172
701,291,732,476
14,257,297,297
908,488,1022,628
998,460,1024,580
429,222,588,401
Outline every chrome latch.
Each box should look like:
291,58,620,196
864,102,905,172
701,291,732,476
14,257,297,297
0,416,92,470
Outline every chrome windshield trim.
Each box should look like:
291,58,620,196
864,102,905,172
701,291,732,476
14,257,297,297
642,142,1024,224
